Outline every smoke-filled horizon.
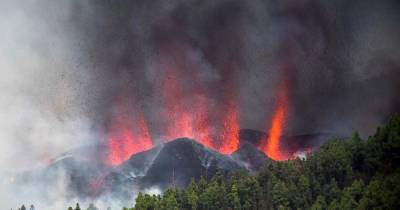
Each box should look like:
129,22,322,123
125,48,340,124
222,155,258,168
73,0,400,155
70,0,400,135
0,0,399,209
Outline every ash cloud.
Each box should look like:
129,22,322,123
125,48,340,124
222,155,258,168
69,0,400,137
0,0,399,209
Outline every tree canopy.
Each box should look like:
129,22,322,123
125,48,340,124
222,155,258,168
127,115,400,210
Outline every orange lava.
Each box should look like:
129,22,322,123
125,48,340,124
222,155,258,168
158,50,239,153
262,80,289,161
107,107,153,166
160,56,212,144
218,99,240,154
106,46,242,165
192,95,215,149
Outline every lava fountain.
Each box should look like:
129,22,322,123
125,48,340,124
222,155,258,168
106,99,153,166
218,97,240,154
261,77,289,161
157,47,239,154
159,52,213,144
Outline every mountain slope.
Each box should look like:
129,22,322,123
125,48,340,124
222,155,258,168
118,138,244,189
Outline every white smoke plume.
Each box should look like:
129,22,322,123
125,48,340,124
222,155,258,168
0,1,97,209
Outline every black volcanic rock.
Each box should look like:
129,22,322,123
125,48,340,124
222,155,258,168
117,138,244,189
239,128,336,158
22,131,337,200
19,138,246,200
279,133,336,156
118,145,163,178
231,143,271,171
239,129,267,146
105,133,335,194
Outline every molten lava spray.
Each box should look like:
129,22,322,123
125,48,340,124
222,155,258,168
157,49,239,154
159,52,213,144
106,102,153,165
262,78,289,160
218,98,240,154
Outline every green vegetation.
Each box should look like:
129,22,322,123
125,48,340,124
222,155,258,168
16,116,398,210
125,115,400,210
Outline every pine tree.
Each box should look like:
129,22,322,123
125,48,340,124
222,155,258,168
271,180,290,209
297,175,312,208
74,203,81,210
160,189,179,210
229,183,241,210
87,203,99,210
186,179,199,210
135,192,146,210
325,179,341,203
199,176,228,210
198,176,207,194
311,196,327,210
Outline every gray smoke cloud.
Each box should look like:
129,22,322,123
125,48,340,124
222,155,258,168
0,0,399,209
67,0,400,138
0,1,98,209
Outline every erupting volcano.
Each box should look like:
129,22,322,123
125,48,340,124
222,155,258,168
105,50,242,165
104,31,301,165
105,58,293,165
4,1,400,209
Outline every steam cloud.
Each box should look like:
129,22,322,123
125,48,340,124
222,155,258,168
0,0,399,209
